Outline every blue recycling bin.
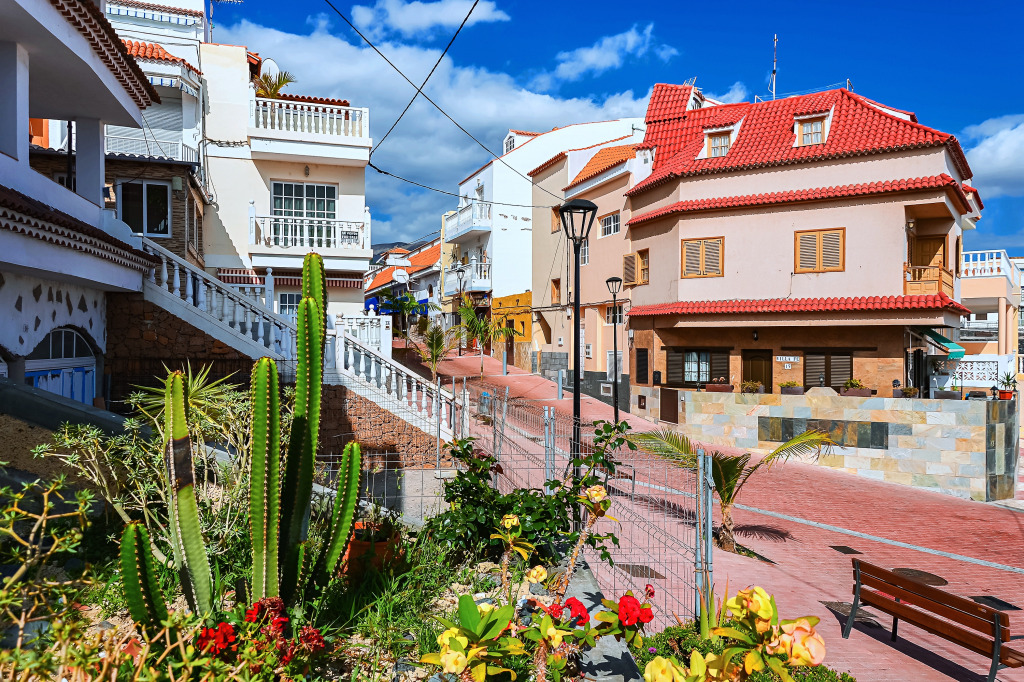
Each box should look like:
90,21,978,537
480,391,491,416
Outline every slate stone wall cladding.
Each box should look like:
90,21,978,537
0,270,107,357
680,392,1019,502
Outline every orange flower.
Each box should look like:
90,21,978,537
775,619,826,666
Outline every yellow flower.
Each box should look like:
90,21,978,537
501,514,520,529
437,628,468,650
778,619,826,666
643,656,686,682
545,625,565,648
526,565,548,584
477,602,496,615
725,586,774,621
585,485,608,503
440,649,468,674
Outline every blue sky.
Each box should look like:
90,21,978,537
216,0,1024,249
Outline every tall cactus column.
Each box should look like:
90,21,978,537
250,357,281,599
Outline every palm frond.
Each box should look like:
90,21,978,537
761,429,834,468
254,71,297,98
629,429,701,466
710,452,751,505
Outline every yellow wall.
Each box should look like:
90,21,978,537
492,291,532,342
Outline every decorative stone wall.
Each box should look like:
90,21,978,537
676,391,1019,501
0,270,106,357
320,384,438,465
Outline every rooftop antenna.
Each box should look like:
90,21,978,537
846,78,854,92
208,0,243,42
768,34,778,100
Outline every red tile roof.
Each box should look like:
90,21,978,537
277,93,351,107
509,129,542,136
366,243,442,292
629,175,971,226
527,135,635,177
564,144,637,190
962,184,984,210
628,294,970,318
629,87,971,197
49,0,158,108
123,40,200,74
108,0,205,18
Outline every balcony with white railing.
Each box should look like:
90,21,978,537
248,204,372,270
444,201,492,242
443,260,492,297
248,96,371,163
961,249,1022,309
105,135,200,163
962,250,1021,286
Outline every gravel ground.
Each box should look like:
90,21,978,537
0,413,61,481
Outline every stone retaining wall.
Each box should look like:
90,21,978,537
678,391,1018,501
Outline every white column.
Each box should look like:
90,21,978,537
0,43,29,163
248,200,257,244
74,118,105,206
265,268,275,311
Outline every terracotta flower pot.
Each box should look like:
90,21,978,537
840,388,872,397
703,384,734,393
999,390,1015,400
780,386,804,395
341,521,402,579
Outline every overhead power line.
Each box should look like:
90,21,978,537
368,162,559,209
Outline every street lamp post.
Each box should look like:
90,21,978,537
455,267,466,356
606,276,623,425
559,199,598,524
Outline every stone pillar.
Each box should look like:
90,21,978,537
0,43,29,162
75,118,105,206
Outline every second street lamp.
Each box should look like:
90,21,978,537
559,198,598,523
606,276,622,425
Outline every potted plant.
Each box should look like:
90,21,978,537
840,378,872,397
896,385,919,398
740,380,764,394
999,371,1017,400
341,503,403,579
779,380,804,395
932,376,961,400
703,376,734,392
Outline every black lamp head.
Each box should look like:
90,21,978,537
559,198,598,243
606,276,623,295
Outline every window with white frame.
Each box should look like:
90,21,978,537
800,118,824,146
709,132,731,157
600,213,620,237
504,137,515,153
272,182,337,220
279,292,302,319
118,180,171,236
606,350,622,381
605,304,623,325
580,238,589,265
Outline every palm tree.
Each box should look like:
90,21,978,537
457,296,522,378
631,429,832,553
409,322,462,382
254,71,297,98
380,291,438,338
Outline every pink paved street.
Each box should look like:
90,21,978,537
425,352,1024,681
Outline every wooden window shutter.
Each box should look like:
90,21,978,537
821,230,843,271
682,240,702,276
666,348,684,385
622,253,637,285
704,238,722,275
635,348,649,385
804,354,826,387
830,354,853,387
710,352,730,383
797,233,818,272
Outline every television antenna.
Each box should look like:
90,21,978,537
208,0,243,42
768,34,778,100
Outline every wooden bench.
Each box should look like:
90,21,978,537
843,559,1024,681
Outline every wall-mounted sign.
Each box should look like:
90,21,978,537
776,356,801,363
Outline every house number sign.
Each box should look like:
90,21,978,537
775,356,801,363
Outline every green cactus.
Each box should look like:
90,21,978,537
302,252,328,329
250,357,281,599
120,522,168,633
316,442,362,581
163,371,214,615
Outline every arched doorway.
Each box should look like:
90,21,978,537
24,328,96,405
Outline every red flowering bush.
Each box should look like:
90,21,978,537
196,622,237,657
565,597,589,624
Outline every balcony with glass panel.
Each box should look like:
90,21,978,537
444,201,492,242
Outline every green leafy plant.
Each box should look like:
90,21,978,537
420,595,526,681
999,370,1017,391
380,291,440,338
740,381,763,394
842,378,865,390
778,381,800,388
898,386,919,398
409,321,462,381
458,295,523,378
254,70,296,98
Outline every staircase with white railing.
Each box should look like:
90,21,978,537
141,238,296,360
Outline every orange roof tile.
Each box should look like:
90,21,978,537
277,93,351,107
629,87,971,197
628,175,971,226
628,294,970,318
962,184,984,210
564,144,637,190
366,243,442,292
123,39,200,74
509,129,542,136
527,135,635,178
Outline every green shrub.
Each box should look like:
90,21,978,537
843,378,865,389
779,381,801,388
740,380,763,394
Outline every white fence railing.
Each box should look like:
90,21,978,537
336,313,392,359
250,213,367,250
141,238,296,359
445,201,492,239
105,135,199,163
443,260,492,296
250,97,368,139
962,250,1021,287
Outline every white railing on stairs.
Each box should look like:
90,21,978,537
141,238,297,359
339,332,459,438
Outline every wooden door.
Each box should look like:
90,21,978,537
660,388,678,424
912,237,945,268
742,351,773,391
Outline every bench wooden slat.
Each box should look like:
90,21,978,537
857,560,1008,627
861,590,1023,667
858,572,1002,639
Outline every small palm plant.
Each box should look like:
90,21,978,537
409,322,462,381
254,71,297,98
632,429,832,553
458,296,522,378
380,291,440,338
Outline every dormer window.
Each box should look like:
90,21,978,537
709,133,731,157
800,118,824,146
505,136,515,153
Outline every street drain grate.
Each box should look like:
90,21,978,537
830,545,862,555
615,564,667,580
971,596,1021,611
892,568,948,586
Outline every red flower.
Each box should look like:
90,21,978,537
197,622,237,656
565,597,589,624
547,601,565,620
618,595,642,627
262,615,289,639
644,584,655,601
245,606,260,623
281,643,297,666
299,626,326,656
638,605,654,624
246,597,285,624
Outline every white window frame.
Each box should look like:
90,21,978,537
271,181,339,220
504,137,515,153
710,133,731,157
580,237,589,265
605,304,623,325
606,350,622,381
600,213,620,238
584,343,593,359
279,292,302,319
801,119,823,146
117,178,172,238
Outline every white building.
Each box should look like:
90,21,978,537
442,121,644,308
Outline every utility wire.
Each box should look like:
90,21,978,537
371,0,478,157
321,0,565,203
367,162,558,209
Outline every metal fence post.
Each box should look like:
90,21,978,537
704,449,715,598
543,406,553,490
557,369,564,401
695,448,705,621
435,377,442,466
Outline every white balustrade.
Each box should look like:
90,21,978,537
141,238,296,360
962,250,1021,287
443,259,493,296
250,97,368,139
445,201,493,240
336,312,392,358
250,215,367,250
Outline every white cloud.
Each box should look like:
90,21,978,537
705,81,748,104
220,19,648,243
531,23,677,91
962,114,1024,198
351,0,509,40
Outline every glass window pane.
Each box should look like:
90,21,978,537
146,184,169,235
316,185,326,198
121,182,144,232
326,186,336,198
51,331,62,359
273,182,282,196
